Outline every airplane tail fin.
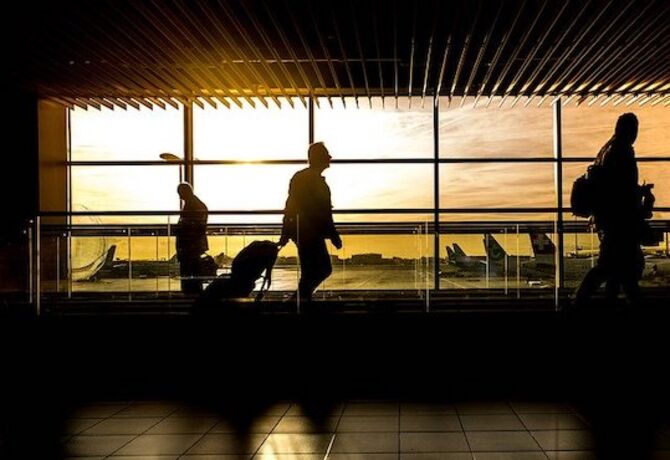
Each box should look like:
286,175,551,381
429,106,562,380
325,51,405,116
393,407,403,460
529,232,555,266
483,234,507,262
453,243,467,258
446,246,456,262
102,245,116,267
529,232,555,256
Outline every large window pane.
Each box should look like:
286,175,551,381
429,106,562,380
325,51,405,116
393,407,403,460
440,163,555,209
71,166,181,212
562,105,670,157
71,106,184,161
315,97,433,159
439,96,553,158
195,164,433,211
193,98,308,160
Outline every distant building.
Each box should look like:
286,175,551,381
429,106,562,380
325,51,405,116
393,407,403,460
351,253,384,265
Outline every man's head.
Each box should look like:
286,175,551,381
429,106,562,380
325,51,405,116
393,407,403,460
615,112,639,145
177,182,194,200
308,142,332,171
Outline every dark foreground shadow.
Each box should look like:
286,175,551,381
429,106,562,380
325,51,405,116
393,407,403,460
1,301,670,458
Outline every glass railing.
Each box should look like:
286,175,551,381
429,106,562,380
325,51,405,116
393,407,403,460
28,211,670,313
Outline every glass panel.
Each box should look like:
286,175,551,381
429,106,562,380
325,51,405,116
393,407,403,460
562,104,670,158
438,220,557,296
71,166,181,215
314,96,433,158
562,161,670,208
440,163,555,209
70,106,184,161
193,98,308,160
195,164,434,211
439,96,553,158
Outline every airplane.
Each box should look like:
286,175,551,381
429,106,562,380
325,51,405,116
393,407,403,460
87,246,230,280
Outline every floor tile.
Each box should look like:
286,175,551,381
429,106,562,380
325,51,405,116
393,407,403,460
114,403,178,418
260,403,291,416
272,416,339,433
181,455,250,460
466,431,542,452
400,454,473,460
186,433,266,455
114,433,202,456
460,415,524,431
169,406,220,417
531,430,595,451
257,433,332,454
400,415,462,432
63,457,106,460
400,403,457,415
82,417,162,435
473,453,547,460
285,404,345,417
544,451,598,460
338,416,398,432
64,435,134,457
400,432,470,453
330,454,399,460
63,418,104,435
330,432,399,453
343,403,400,416
146,416,219,434
110,456,179,460
71,404,129,418
510,402,573,414
519,413,586,430
457,403,514,415
210,416,280,434
255,455,322,460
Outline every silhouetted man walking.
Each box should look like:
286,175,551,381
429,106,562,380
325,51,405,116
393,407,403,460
175,183,208,294
575,113,649,307
279,142,342,302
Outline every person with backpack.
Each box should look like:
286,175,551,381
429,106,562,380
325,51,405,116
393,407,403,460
574,113,654,307
279,142,342,303
175,182,209,294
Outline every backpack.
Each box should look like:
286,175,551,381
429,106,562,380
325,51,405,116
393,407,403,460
570,164,605,218
199,240,279,303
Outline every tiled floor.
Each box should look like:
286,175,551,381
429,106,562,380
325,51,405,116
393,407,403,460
55,399,670,459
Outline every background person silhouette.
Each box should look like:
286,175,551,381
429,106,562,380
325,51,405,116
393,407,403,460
175,182,209,294
279,142,342,303
575,113,650,307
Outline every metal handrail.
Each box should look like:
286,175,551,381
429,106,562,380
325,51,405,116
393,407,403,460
66,156,670,166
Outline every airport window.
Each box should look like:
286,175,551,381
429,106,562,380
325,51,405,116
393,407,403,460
70,106,184,161
62,98,670,299
70,165,181,214
193,97,308,160
314,97,433,159
562,104,670,157
438,96,554,158
439,163,555,210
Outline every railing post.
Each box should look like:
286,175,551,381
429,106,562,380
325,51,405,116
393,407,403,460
433,96,440,298
28,220,33,305
36,216,41,316
553,98,565,309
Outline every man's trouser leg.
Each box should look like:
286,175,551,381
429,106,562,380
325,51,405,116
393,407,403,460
297,238,332,302
179,253,202,295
